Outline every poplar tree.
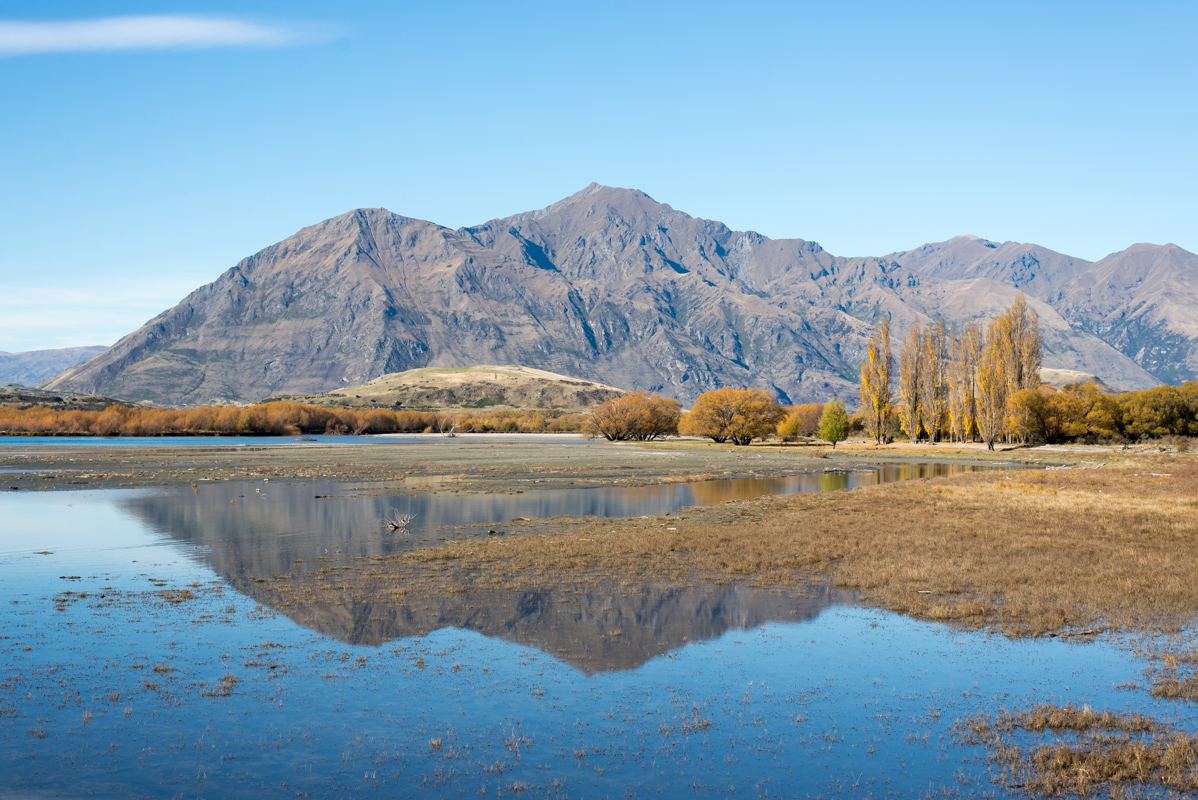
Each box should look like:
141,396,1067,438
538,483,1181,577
897,320,922,443
947,321,982,442
976,320,1008,450
918,318,948,443
858,316,892,445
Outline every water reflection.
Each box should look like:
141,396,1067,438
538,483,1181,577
117,464,983,670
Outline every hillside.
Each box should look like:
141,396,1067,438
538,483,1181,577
0,345,107,386
43,185,1168,406
272,365,625,410
0,384,131,412
893,238,1198,385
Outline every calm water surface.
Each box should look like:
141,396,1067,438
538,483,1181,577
2,468,1190,798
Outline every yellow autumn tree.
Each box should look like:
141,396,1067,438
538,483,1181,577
896,320,922,443
679,387,785,446
583,392,681,441
946,320,982,442
918,318,948,443
975,319,1009,450
777,402,825,437
858,316,892,445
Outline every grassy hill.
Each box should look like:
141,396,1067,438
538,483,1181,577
269,365,625,411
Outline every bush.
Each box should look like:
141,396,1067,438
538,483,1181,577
777,403,824,437
0,401,588,437
679,387,784,446
582,392,681,441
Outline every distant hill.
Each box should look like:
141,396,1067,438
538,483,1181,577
42,185,1175,406
272,365,625,411
0,383,131,412
0,345,106,386
1037,369,1121,393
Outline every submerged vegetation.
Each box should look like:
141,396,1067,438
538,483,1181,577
965,704,1198,796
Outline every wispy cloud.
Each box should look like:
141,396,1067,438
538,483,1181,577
0,15,323,57
0,273,214,351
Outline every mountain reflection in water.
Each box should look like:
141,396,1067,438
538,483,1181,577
122,464,982,671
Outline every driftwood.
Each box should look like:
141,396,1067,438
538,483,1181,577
383,511,416,531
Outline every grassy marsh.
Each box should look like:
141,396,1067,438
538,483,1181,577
325,455,1198,638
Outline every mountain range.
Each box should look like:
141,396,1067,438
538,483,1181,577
0,345,107,387
41,184,1197,405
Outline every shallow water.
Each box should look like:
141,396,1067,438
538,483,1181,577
2,474,1192,797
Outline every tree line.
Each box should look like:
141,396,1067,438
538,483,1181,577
860,295,1198,447
584,387,851,447
0,402,589,437
6,312,1194,445
861,296,1044,449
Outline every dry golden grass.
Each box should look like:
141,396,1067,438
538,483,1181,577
390,456,1198,636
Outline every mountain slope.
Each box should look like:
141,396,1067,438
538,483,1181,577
43,185,1164,405
893,236,1198,384
0,345,107,386
888,235,1093,298
1053,243,1198,384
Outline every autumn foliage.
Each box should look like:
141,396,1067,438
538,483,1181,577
776,403,825,438
0,402,588,437
679,387,784,446
582,392,681,441
1007,381,1198,443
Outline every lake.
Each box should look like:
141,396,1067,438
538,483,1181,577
2,467,1189,797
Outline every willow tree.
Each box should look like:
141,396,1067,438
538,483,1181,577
896,320,922,443
679,387,784,446
818,398,850,449
858,316,893,445
918,318,948,443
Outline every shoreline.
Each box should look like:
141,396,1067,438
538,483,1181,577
0,437,1055,493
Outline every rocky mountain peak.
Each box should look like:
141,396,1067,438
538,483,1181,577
39,187,1188,406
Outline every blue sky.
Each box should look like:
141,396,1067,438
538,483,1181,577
1,1,1195,351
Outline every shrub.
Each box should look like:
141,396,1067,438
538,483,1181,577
679,387,784,446
777,403,824,437
582,392,681,441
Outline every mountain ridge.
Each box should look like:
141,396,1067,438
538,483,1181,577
42,185,1183,405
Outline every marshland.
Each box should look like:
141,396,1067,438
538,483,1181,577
3,433,1197,798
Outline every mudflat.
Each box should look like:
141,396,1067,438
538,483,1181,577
1,435,1048,492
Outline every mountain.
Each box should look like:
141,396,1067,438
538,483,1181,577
43,185,1167,406
0,345,107,386
1053,244,1198,385
887,235,1093,297
893,238,1198,385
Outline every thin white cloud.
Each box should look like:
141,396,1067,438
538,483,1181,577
0,273,213,351
0,15,320,56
